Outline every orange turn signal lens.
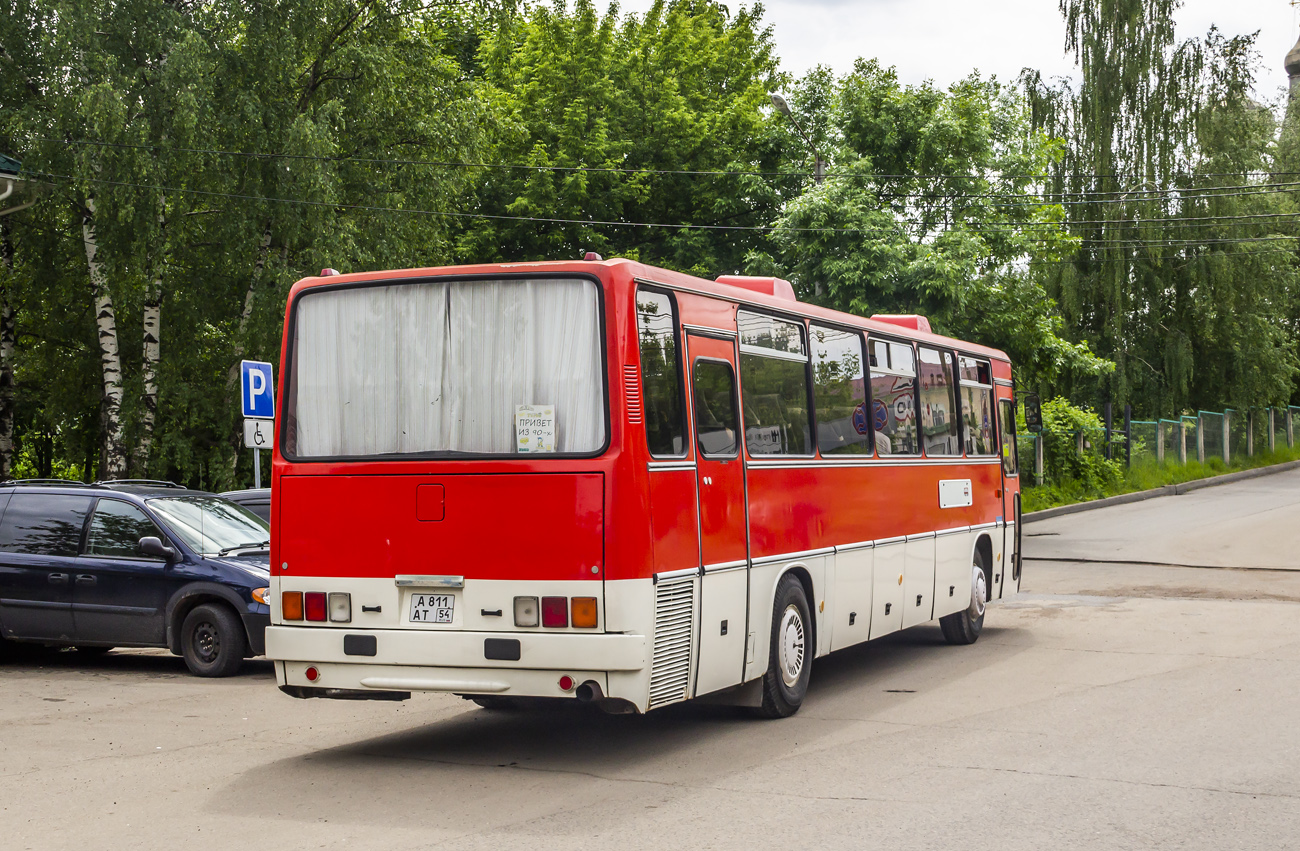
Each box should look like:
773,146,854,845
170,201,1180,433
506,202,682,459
282,591,303,621
571,597,598,628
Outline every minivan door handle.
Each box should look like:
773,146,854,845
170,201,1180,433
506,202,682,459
75,574,97,586
47,573,69,585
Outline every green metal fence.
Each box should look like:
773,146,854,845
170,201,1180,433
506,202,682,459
1019,406,1297,486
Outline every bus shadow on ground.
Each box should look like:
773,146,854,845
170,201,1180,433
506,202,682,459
0,645,276,679
213,623,1028,829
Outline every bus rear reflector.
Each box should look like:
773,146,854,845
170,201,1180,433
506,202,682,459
541,596,568,628
305,592,327,622
282,591,304,620
571,597,597,628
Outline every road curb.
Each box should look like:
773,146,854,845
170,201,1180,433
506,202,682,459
1023,459,1300,523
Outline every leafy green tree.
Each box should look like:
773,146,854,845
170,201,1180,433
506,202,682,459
753,60,1109,391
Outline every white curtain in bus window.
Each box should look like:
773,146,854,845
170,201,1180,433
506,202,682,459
738,312,811,455
959,356,996,456
918,347,959,456
811,325,871,455
635,290,684,456
291,278,604,456
868,338,918,455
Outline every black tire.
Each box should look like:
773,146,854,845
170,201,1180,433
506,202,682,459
756,574,813,719
940,547,988,645
180,603,246,677
74,646,113,656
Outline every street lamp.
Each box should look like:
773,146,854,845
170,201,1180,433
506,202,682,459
770,93,825,185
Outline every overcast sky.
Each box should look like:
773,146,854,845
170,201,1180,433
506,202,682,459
613,0,1300,103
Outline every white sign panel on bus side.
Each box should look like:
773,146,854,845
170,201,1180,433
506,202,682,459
243,418,272,450
515,404,556,453
938,478,973,509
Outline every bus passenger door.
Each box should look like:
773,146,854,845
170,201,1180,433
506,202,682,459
686,334,749,697
996,390,1021,597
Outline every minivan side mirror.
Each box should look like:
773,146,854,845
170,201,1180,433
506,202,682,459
139,536,177,562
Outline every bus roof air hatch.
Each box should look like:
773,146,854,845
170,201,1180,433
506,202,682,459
715,275,797,302
871,314,933,334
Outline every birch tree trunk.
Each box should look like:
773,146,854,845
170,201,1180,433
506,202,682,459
0,219,15,479
82,198,128,479
134,201,166,475
234,222,274,360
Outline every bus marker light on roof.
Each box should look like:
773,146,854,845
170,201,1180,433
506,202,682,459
583,252,602,261
541,597,568,628
328,592,351,623
571,597,597,628
282,591,303,621
558,675,575,691
514,596,539,628
305,666,319,682
305,592,327,622
319,268,340,276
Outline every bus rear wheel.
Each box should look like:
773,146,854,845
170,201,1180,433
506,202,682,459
940,549,988,645
757,574,812,718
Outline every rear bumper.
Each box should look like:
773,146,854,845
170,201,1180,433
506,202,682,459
265,625,646,673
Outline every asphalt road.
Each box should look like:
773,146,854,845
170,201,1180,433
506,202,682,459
3,470,1299,851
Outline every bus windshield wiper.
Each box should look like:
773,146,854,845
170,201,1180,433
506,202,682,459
217,541,271,556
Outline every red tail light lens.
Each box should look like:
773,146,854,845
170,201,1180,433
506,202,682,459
541,596,568,628
304,592,327,622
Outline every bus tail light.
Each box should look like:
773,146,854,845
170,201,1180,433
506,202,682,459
514,596,539,627
282,591,304,620
571,597,598,628
328,592,351,623
541,596,568,628
305,592,327,622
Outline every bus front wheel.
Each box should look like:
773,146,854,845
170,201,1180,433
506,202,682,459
757,574,812,718
940,549,988,645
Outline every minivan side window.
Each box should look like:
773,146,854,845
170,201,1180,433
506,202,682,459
0,494,94,556
85,499,167,558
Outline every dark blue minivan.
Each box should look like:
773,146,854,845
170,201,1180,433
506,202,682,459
0,480,271,677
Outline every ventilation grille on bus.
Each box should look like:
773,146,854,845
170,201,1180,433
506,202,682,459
648,577,695,708
624,365,643,424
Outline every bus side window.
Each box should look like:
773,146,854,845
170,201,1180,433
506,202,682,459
812,325,871,455
918,347,959,456
693,360,739,457
738,312,812,456
636,289,686,457
868,338,919,456
999,397,1018,475
958,356,996,457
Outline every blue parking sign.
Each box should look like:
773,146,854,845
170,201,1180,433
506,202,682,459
240,360,275,419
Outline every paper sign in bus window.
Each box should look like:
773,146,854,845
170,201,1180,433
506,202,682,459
515,405,556,452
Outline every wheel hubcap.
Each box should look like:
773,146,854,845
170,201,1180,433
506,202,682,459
194,622,220,663
778,605,805,687
968,564,988,620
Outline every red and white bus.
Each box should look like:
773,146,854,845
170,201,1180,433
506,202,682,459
265,258,1022,717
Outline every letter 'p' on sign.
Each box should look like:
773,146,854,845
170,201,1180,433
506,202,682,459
240,360,275,419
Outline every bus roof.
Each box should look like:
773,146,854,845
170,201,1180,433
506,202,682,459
288,257,1011,364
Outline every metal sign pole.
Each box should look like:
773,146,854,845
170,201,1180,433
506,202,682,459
254,448,261,489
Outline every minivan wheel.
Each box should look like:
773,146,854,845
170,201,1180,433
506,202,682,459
181,604,246,677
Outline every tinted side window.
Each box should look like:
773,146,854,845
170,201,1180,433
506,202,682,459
812,326,871,455
636,289,685,457
868,338,919,455
738,312,811,456
959,356,996,456
693,359,739,457
86,499,166,558
0,494,93,556
919,347,959,456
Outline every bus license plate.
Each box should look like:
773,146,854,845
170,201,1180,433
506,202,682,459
409,593,455,624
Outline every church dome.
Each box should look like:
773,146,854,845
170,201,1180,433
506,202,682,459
1287,32,1300,78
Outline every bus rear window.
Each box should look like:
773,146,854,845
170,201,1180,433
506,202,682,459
286,277,605,458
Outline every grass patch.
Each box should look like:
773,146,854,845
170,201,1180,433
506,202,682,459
1021,444,1300,513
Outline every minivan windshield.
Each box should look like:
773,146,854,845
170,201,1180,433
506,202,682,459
147,497,270,557
285,277,605,458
